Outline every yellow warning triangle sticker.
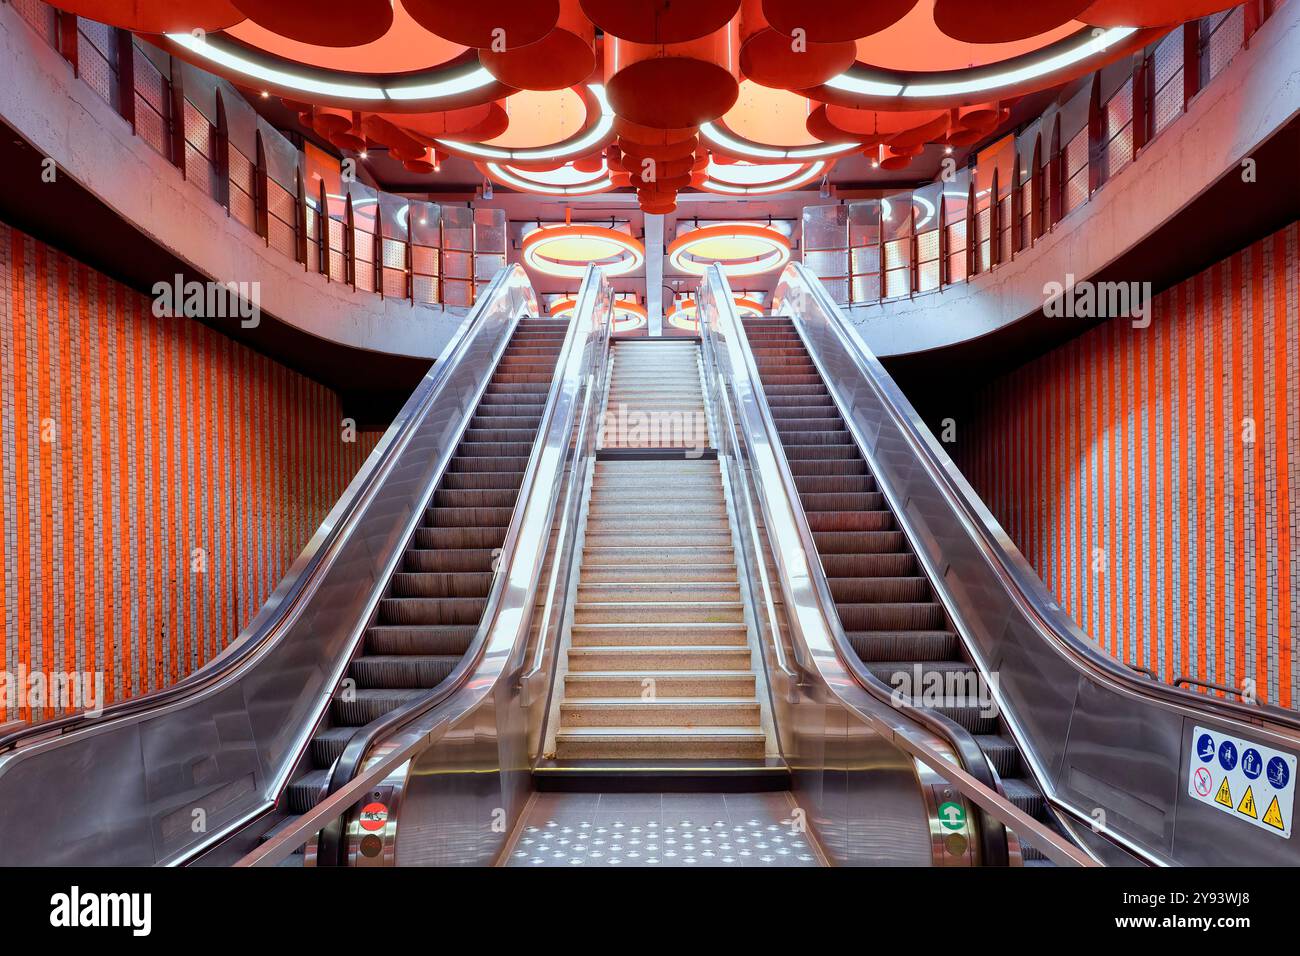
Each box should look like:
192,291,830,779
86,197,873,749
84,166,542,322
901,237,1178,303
1237,786,1257,818
1262,795,1286,831
1215,777,1233,807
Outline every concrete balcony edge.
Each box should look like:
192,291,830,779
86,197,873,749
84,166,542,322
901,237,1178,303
0,5,462,363
841,2,1300,360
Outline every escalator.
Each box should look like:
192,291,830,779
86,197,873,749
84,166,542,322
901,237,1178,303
709,261,1300,867
0,265,593,867
280,320,569,839
741,316,1057,864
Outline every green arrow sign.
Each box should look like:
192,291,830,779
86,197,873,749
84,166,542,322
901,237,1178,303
937,801,966,831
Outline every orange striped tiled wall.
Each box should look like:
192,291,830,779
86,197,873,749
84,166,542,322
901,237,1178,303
956,222,1298,708
1,222,381,722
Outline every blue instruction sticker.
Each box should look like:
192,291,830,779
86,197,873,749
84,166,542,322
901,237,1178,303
1219,740,1238,772
1197,733,1216,762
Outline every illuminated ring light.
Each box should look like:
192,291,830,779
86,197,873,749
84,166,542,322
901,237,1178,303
666,296,765,331
550,297,648,333
522,225,645,279
478,159,614,196
814,26,1155,108
161,32,499,107
668,223,791,278
699,121,857,161
697,159,828,196
437,84,614,164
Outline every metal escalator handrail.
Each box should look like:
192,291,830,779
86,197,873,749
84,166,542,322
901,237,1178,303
776,261,1300,737
311,268,606,866
698,265,1084,867
236,265,615,867
0,265,534,755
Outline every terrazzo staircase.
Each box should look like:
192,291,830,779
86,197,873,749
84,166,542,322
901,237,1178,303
551,340,765,762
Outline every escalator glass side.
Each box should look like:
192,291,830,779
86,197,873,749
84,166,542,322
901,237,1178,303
741,315,1058,865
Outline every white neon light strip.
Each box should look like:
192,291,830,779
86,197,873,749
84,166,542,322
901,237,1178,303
699,122,858,160
167,32,500,102
439,85,614,161
825,27,1137,99
384,67,497,100
484,162,613,195
167,32,387,99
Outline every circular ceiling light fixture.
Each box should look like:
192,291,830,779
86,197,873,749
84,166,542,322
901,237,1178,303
668,223,791,277
701,83,859,161
480,159,615,196
437,84,614,164
550,296,648,332
666,295,766,331
697,158,829,196
522,224,645,278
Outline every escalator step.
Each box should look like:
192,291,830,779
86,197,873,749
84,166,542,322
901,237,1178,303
456,441,536,458
426,505,515,528
819,553,917,577
787,459,868,476
433,488,519,508
771,418,849,433
934,703,999,734
331,688,427,726
1001,777,1047,819
447,455,531,473
463,428,539,443
366,625,478,655
794,474,876,495
799,492,885,512
349,655,463,689
804,510,894,532
778,429,853,445
973,734,1022,778
467,416,541,431
439,471,527,490
389,572,494,598
862,659,979,682
403,548,496,574
378,596,488,626
836,602,947,631
781,444,859,460
413,526,507,549
286,769,330,814
812,530,906,553
827,576,930,603
847,630,959,661
765,393,836,407
478,392,546,406
311,726,354,767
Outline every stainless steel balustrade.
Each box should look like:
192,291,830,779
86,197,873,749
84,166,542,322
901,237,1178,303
770,262,1300,866
0,265,541,866
240,265,615,867
697,264,1090,867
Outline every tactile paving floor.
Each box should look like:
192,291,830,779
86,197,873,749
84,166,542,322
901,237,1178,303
504,792,824,867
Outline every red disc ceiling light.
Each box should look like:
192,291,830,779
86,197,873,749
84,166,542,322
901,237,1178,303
61,0,1248,211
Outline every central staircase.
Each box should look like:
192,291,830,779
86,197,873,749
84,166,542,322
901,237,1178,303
548,339,767,763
